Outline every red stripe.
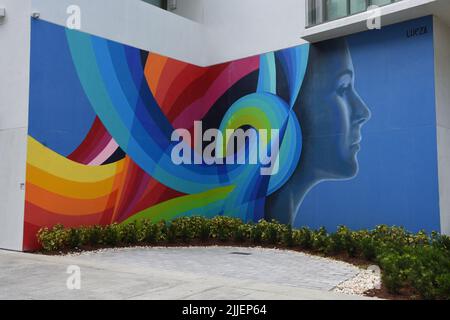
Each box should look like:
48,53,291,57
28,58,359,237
167,64,229,121
68,117,114,164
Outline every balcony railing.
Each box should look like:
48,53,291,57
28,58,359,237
306,0,403,27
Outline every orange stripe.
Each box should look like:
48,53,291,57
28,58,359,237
26,164,121,199
145,53,168,96
153,59,190,106
26,183,117,216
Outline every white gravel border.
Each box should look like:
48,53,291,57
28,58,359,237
333,268,382,296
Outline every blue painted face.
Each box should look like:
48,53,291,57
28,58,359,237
266,38,372,225
297,38,371,180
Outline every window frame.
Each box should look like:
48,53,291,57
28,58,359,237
306,0,401,28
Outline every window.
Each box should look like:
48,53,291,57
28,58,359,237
141,0,168,10
325,0,348,21
307,0,403,27
350,0,367,14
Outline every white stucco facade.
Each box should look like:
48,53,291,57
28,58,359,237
0,0,31,250
434,17,450,235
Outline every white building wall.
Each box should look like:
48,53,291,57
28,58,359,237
171,0,205,23
203,0,306,64
32,0,307,66
0,0,31,250
434,17,450,235
32,0,207,65
173,0,307,65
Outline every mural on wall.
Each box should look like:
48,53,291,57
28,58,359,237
24,16,440,250
266,39,371,225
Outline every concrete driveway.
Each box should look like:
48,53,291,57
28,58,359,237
0,246,374,300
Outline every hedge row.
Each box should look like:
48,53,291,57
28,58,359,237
37,216,450,299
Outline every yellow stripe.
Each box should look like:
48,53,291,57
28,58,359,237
27,136,124,183
26,164,120,199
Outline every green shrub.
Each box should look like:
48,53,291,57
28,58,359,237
377,250,412,294
359,236,377,261
103,223,121,246
170,217,194,243
255,220,284,245
198,217,211,242
250,222,263,244
282,224,294,247
87,225,103,246
186,216,210,240
372,225,412,251
37,224,67,252
233,224,247,242
158,220,168,242
312,227,332,254
121,222,139,245
376,243,450,299
330,226,358,256
413,230,430,246
293,227,313,249
67,228,82,249
77,226,92,247
167,221,178,243
431,232,450,252
140,219,162,244
209,216,242,241
436,273,450,299
406,245,450,299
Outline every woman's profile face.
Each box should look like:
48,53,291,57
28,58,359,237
297,39,371,179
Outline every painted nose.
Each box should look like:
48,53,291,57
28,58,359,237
350,89,371,125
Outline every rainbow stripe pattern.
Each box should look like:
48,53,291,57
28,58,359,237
24,20,309,250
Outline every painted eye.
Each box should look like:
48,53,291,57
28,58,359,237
337,74,352,97
337,83,350,97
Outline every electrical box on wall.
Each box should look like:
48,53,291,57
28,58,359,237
0,8,6,18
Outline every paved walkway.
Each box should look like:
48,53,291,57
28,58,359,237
0,246,373,300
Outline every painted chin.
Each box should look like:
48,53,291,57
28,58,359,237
349,143,361,175
350,142,361,153
339,142,360,177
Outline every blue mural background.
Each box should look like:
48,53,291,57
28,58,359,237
295,16,441,232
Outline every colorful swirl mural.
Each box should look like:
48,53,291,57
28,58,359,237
24,20,308,250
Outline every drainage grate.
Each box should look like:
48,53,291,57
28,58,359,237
229,252,252,256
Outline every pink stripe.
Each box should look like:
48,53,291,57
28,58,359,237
82,130,112,164
88,139,119,166
172,56,260,129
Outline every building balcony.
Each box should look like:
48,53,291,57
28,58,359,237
302,0,450,43
306,0,404,27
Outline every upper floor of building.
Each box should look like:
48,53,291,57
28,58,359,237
1,0,450,66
